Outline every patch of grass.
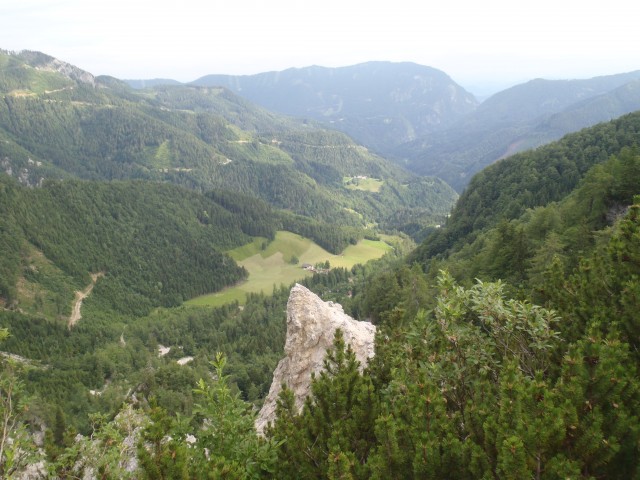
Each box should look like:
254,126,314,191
155,140,173,168
343,176,384,192
343,207,363,219
146,140,173,169
227,236,269,261
185,231,395,307
17,245,77,322
28,70,73,95
185,286,248,307
225,139,293,165
331,239,393,267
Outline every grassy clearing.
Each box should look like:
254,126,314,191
186,231,393,307
343,176,384,192
152,140,173,169
225,139,293,165
16,245,77,322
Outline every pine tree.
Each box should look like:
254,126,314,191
190,352,278,479
0,329,38,478
556,328,640,478
268,330,378,479
136,405,190,480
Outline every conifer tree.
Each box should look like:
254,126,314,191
556,328,640,478
190,352,277,479
268,330,378,479
136,405,190,480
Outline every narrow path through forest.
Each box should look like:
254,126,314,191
68,273,103,328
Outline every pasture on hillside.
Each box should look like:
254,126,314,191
343,176,384,192
186,231,393,306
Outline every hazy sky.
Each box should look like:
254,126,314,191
2,0,639,94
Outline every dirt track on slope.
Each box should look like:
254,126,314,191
68,273,103,328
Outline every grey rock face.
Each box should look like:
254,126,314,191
255,284,376,434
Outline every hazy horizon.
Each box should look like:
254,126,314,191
2,0,639,97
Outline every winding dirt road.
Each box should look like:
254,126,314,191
68,273,103,328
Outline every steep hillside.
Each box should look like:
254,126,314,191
0,51,457,236
0,176,255,316
412,110,640,263
189,61,478,155
419,147,640,289
0,171,401,319
394,71,640,190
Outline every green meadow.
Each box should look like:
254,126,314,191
343,176,384,192
186,231,393,307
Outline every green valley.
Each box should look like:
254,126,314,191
187,231,394,306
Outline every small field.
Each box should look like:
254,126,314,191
186,231,393,307
151,140,173,169
16,245,77,322
343,176,384,192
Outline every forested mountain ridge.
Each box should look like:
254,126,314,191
412,110,640,263
0,169,378,447
179,61,479,155
394,71,640,190
2,49,640,477
267,113,640,479
0,176,254,316
7,185,638,478
0,171,399,319
0,50,457,237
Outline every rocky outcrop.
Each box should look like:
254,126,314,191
255,284,376,434
18,50,96,86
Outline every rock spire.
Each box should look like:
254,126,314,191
255,283,376,434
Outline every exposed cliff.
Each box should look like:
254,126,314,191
255,284,376,434
18,50,96,86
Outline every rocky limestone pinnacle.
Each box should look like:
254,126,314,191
255,283,376,435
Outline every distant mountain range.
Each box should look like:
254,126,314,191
188,62,478,155
127,65,640,192
394,72,640,190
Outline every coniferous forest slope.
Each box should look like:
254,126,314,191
329,113,640,480
2,108,635,479
412,110,640,263
0,176,279,314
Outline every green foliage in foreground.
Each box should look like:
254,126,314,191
3,199,640,478
265,229,640,478
0,329,40,477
